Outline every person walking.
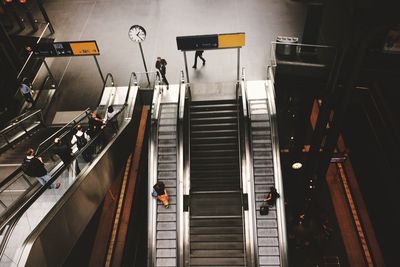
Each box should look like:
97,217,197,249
19,77,34,104
21,148,61,189
152,181,169,208
192,50,206,69
155,57,169,89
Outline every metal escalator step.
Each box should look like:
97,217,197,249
259,256,280,265
157,239,176,248
190,218,242,227
257,219,277,228
253,151,273,159
157,231,176,240
256,202,276,211
189,257,244,266
158,171,176,179
157,204,176,213
158,147,177,155
251,130,271,135
190,103,237,110
159,119,177,126
157,248,176,257
190,117,237,125
190,234,243,242
190,241,243,250
191,99,236,105
254,168,274,176
250,102,268,109
158,134,177,140
159,126,177,133
254,175,274,184
158,163,176,171
158,139,176,146
256,210,276,219
190,249,244,258
160,112,177,119
157,222,176,231
257,228,278,237
255,184,273,193
159,179,176,188
158,155,177,163
191,111,237,118
157,213,177,222
253,159,273,167
190,226,243,235
258,237,279,246
156,257,176,266
251,114,269,121
251,121,270,128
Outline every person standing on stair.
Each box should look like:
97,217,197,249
192,50,206,69
153,181,169,208
155,57,169,89
21,148,61,189
265,186,280,206
19,77,34,105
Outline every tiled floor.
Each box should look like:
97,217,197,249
41,0,306,119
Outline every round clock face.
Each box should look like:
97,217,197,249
128,25,146,43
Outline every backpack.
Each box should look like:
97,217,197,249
75,134,87,149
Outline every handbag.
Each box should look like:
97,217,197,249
260,204,269,215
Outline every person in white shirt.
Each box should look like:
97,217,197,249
20,77,34,103
71,125,90,153
105,105,119,132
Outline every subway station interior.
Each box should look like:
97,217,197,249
0,0,399,266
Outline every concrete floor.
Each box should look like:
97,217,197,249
41,0,306,118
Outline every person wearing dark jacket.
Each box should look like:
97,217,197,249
22,148,60,189
52,138,80,175
265,186,280,206
87,111,104,138
155,57,169,89
192,50,206,69
153,181,169,208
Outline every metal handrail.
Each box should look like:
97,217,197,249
265,76,289,267
35,108,91,155
0,109,43,136
16,22,51,81
97,73,115,107
127,72,138,104
177,71,186,267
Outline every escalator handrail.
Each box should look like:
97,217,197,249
0,109,43,136
148,84,163,267
0,110,118,234
97,73,115,107
237,67,258,267
265,73,288,267
0,109,91,191
127,72,138,104
177,70,186,267
35,108,91,156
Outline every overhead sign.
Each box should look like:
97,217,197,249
176,33,245,51
33,40,100,57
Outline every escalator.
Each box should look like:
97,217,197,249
0,73,140,266
189,99,245,266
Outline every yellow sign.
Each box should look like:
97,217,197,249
218,33,245,48
70,41,100,56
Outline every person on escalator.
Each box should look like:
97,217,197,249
52,138,80,175
71,125,92,162
265,186,280,206
21,148,61,189
104,105,119,132
87,111,104,138
19,77,34,105
152,181,169,208
155,57,169,89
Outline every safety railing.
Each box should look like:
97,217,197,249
0,109,91,220
35,108,91,156
177,71,186,267
147,74,163,267
265,70,289,267
0,110,44,151
0,81,138,266
236,67,257,267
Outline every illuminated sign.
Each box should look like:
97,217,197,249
176,33,245,51
33,40,100,57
